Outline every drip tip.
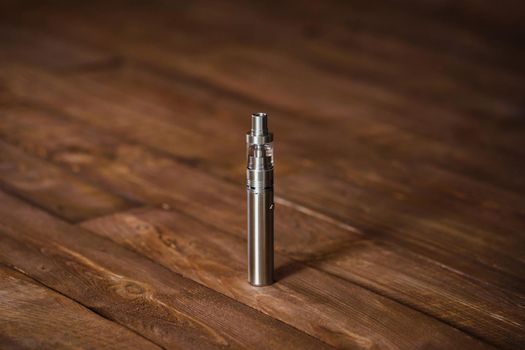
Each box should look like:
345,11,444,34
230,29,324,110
247,112,272,145
251,113,268,136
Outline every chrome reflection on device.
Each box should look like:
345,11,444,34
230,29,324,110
246,112,274,286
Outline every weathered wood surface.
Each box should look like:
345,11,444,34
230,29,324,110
0,105,523,348
0,140,136,222
0,0,524,349
0,113,495,349
81,208,521,349
0,265,162,350
0,191,330,350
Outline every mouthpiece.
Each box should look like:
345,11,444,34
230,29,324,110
251,112,268,136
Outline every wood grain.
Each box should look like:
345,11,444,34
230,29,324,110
0,265,162,350
2,59,524,249
3,0,522,193
0,0,523,348
2,71,523,284
3,56,523,196
0,191,329,350
0,140,137,222
0,105,355,263
0,105,521,348
2,60,523,237
1,103,522,288
80,207,492,349
82,205,525,348
279,171,525,283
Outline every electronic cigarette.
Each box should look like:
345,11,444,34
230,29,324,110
246,112,274,286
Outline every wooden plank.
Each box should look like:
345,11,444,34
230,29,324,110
1,106,521,347
0,23,115,71
2,2,522,230
0,140,137,222
1,36,524,253
0,2,523,348
3,46,524,199
1,63,524,232
2,66,524,251
0,1,522,348
20,59,525,228
0,265,162,350
7,0,523,164
0,105,356,262
1,6,524,197
18,62,522,278
81,207,523,349
0,191,331,350
308,239,525,350
0,106,521,293
76,206,492,350
11,0,523,108
279,171,525,273
322,156,525,241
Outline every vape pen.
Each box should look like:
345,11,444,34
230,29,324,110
246,112,274,286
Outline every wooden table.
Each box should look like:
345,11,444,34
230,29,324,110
0,1,524,349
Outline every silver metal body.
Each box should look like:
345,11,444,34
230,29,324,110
246,113,274,286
